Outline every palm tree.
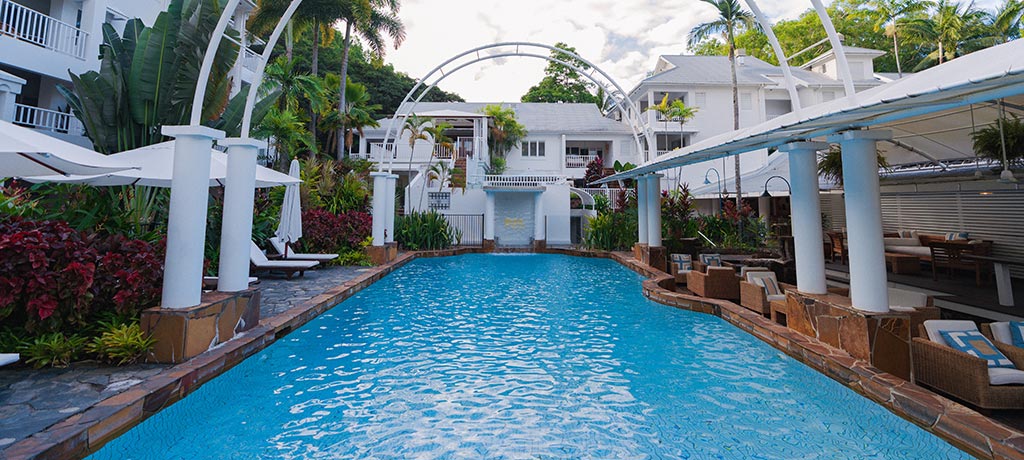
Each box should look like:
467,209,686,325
335,0,406,159
262,58,326,114
870,0,933,77
401,114,432,177
903,0,990,69
483,104,528,175
688,0,758,222
986,0,1024,43
646,94,698,153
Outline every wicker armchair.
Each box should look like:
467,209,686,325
912,320,1024,410
687,266,740,300
669,254,693,285
739,272,795,317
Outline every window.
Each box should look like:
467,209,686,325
695,92,707,107
522,141,545,157
739,92,753,110
822,91,837,102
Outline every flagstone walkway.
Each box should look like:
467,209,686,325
0,265,366,453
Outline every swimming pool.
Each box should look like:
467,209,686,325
91,254,969,459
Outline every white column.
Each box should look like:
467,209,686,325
385,174,398,244
637,176,649,245
160,126,225,308
830,130,891,312
560,134,567,173
533,191,545,242
647,174,663,247
780,142,829,294
484,192,496,241
81,0,110,70
216,138,265,292
758,195,771,221
370,172,389,247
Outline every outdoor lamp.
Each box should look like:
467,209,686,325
762,175,791,198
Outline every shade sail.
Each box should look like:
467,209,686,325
275,159,302,248
0,120,135,177
687,152,840,198
596,39,1024,183
26,141,299,188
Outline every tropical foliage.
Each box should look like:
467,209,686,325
521,42,601,105
972,114,1024,163
817,145,892,185
395,211,460,250
483,105,528,175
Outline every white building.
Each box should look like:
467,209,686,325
356,102,643,246
623,46,889,212
0,0,259,146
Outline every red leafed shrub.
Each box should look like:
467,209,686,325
0,219,164,334
91,235,164,318
299,209,372,255
0,219,98,333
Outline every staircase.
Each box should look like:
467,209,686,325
452,157,467,188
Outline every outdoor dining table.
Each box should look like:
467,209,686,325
964,254,1023,307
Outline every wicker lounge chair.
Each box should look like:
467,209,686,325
687,266,739,300
740,271,794,317
268,236,338,263
250,242,319,279
669,254,693,285
912,320,1024,409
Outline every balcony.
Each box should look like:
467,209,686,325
14,103,84,135
0,0,89,59
484,175,564,189
565,153,598,169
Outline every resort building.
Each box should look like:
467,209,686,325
0,0,259,146
355,102,643,246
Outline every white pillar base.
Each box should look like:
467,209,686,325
484,192,496,241
637,176,649,245
781,142,829,295
533,190,545,242
830,130,891,312
370,172,389,247
160,125,225,309
646,174,663,247
385,174,398,244
216,137,267,293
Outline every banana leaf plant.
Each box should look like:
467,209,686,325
58,0,279,154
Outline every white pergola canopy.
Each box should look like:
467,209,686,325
25,141,299,188
687,151,841,198
598,39,1024,183
0,120,135,177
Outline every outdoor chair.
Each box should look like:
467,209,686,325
929,241,993,287
887,287,940,338
269,236,338,263
669,254,693,285
250,242,319,279
687,266,739,300
739,271,794,317
693,253,723,273
826,232,848,264
983,322,1024,349
912,320,1024,410
0,354,18,367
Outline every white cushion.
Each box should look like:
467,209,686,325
924,320,979,347
269,236,288,254
739,266,770,277
884,237,920,247
766,294,786,302
989,367,1024,385
990,322,1014,345
888,287,928,309
886,246,931,257
269,237,338,261
0,353,19,366
746,271,777,284
890,306,916,312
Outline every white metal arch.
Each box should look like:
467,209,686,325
379,42,655,174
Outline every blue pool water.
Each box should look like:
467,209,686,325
91,254,968,459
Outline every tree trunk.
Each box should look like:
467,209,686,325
728,35,743,235
337,22,353,161
892,28,903,78
285,20,293,63
310,20,319,156
938,41,944,64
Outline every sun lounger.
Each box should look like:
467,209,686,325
268,237,338,262
251,242,318,279
0,353,19,367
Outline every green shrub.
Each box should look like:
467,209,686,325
87,322,156,365
584,210,638,251
395,211,460,250
20,333,87,368
0,327,27,353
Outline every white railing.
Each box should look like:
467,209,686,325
14,104,84,135
565,154,598,169
369,142,398,160
434,143,454,159
241,47,260,72
484,175,564,188
0,0,89,59
580,187,623,205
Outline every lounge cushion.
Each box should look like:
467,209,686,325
924,320,980,346
945,232,970,241
885,246,931,257
699,254,721,267
884,237,921,247
988,368,1024,385
888,287,928,309
758,277,782,296
1012,322,1024,348
0,354,18,367
940,330,1014,368
738,266,770,277
670,254,692,273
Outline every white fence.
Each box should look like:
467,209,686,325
484,175,564,188
580,187,623,205
242,47,260,72
0,0,89,59
14,104,84,135
565,154,598,169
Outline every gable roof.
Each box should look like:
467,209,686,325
640,51,885,90
376,102,635,135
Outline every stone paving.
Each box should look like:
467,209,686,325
0,265,366,451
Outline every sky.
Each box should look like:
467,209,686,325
380,0,839,102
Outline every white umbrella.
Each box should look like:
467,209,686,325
0,120,134,177
25,141,299,188
275,159,303,255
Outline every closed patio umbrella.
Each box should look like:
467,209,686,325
275,159,302,256
24,141,299,188
0,120,134,177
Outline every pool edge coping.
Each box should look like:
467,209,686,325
6,247,1022,460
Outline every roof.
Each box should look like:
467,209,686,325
687,151,839,198
640,54,877,88
801,46,887,69
375,102,635,135
597,39,1024,183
